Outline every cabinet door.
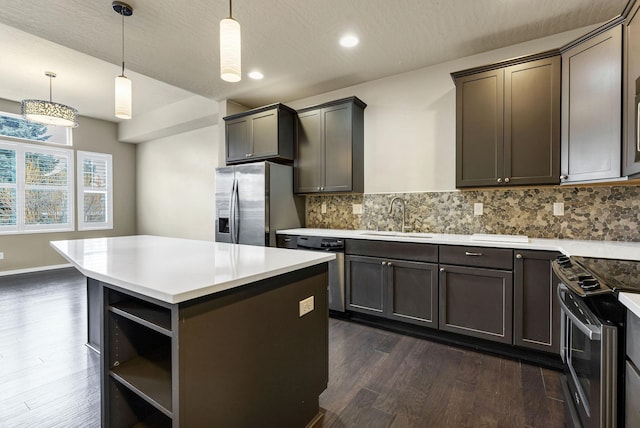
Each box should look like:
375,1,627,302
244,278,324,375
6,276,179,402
513,250,560,354
345,255,385,316
504,56,560,185
226,118,250,163
455,69,504,187
295,110,323,193
624,4,640,177
387,260,438,328
439,265,513,344
323,103,353,192
250,110,278,159
562,25,622,183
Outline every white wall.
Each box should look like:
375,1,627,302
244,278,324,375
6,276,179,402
136,125,218,240
285,25,598,193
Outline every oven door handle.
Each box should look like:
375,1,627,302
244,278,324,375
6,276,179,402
557,284,601,341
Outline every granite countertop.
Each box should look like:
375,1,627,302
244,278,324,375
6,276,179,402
51,235,334,304
278,228,640,317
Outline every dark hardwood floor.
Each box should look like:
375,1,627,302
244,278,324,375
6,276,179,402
0,269,565,427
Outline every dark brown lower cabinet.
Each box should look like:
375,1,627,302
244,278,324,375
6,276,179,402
513,250,561,354
439,265,513,344
345,255,438,328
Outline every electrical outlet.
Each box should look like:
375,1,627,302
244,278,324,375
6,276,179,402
299,296,314,317
352,204,363,215
553,202,565,216
321,203,327,214
0,252,4,260
474,203,483,216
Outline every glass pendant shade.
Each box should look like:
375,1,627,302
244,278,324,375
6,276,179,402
220,17,241,82
115,75,132,119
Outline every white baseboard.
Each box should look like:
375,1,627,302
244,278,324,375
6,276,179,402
0,263,73,277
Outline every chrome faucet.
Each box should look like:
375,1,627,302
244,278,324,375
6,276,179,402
388,197,408,233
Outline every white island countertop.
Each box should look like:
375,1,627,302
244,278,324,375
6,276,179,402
278,228,640,317
51,235,334,304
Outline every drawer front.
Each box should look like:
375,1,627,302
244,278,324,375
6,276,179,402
439,245,513,270
627,360,640,428
345,239,437,263
628,311,640,366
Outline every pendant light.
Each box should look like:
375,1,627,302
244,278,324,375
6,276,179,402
220,0,241,82
21,71,79,128
113,1,133,119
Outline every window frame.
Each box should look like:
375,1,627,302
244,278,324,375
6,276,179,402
0,139,75,234
77,151,113,231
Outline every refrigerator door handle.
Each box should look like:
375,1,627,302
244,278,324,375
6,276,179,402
229,178,236,244
232,178,240,244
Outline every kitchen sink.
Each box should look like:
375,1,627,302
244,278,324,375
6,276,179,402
361,231,435,239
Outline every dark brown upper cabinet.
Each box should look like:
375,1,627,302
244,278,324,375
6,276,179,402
624,1,640,177
294,97,366,194
224,103,296,165
452,54,561,188
561,21,622,184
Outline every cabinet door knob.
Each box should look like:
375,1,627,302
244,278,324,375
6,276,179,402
560,175,568,180
439,268,445,272
382,261,387,266
497,178,503,183
516,253,522,259
317,187,321,191
388,262,393,267
245,153,252,157
504,177,510,183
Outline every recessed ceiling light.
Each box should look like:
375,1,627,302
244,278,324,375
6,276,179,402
339,34,359,48
248,71,264,80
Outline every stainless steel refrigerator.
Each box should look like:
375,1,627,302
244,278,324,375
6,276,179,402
215,161,304,246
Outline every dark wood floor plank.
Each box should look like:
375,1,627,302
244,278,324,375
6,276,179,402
497,357,525,426
327,388,395,428
521,364,553,427
541,367,564,401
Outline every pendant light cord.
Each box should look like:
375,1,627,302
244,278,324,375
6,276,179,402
121,9,126,76
49,74,53,102
229,0,233,18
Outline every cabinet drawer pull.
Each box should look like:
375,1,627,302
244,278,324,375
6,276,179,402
245,153,253,157
284,238,291,242
465,251,483,257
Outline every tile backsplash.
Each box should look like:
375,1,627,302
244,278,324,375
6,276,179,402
305,184,640,241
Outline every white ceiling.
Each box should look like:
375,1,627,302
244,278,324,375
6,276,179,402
0,0,630,123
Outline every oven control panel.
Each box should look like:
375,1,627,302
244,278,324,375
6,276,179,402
552,256,613,297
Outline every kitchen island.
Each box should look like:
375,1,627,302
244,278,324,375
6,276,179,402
51,235,334,428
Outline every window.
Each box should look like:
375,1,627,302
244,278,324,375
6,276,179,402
0,140,74,234
77,151,113,231
0,112,72,146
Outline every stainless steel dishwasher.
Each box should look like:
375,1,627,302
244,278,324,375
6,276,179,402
294,236,346,313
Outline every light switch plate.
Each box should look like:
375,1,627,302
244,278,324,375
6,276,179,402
474,203,483,216
321,203,327,214
352,204,363,215
0,252,4,260
553,202,565,216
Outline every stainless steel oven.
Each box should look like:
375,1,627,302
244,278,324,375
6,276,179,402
553,256,631,428
558,284,620,427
